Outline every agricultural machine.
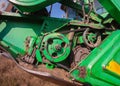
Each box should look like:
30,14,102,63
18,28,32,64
0,0,120,86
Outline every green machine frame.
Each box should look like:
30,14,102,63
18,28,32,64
0,0,120,86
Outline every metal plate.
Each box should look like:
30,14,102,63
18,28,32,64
9,0,60,12
98,0,120,23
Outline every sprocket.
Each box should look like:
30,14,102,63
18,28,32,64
71,46,89,68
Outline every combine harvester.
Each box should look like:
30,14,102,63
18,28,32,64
0,0,120,86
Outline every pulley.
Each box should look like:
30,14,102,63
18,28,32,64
83,28,101,48
41,33,70,63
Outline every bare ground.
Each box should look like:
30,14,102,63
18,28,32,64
0,56,58,86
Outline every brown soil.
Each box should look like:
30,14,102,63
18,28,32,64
0,56,58,86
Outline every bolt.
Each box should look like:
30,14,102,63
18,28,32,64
55,44,61,50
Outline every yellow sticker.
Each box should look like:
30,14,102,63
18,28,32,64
106,60,120,75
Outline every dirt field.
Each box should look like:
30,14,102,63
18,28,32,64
0,56,58,86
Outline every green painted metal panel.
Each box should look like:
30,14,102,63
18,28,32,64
9,0,60,12
71,30,120,86
98,0,120,24
0,12,70,57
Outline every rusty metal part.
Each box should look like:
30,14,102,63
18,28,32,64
60,28,86,34
21,48,36,64
22,55,34,64
68,28,75,49
22,36,37,64
82,0,94,23
71,46,89,68
25,36,31,51
68,28,75,41
83,28,101,48
78,66,86,78
29,48,36,63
